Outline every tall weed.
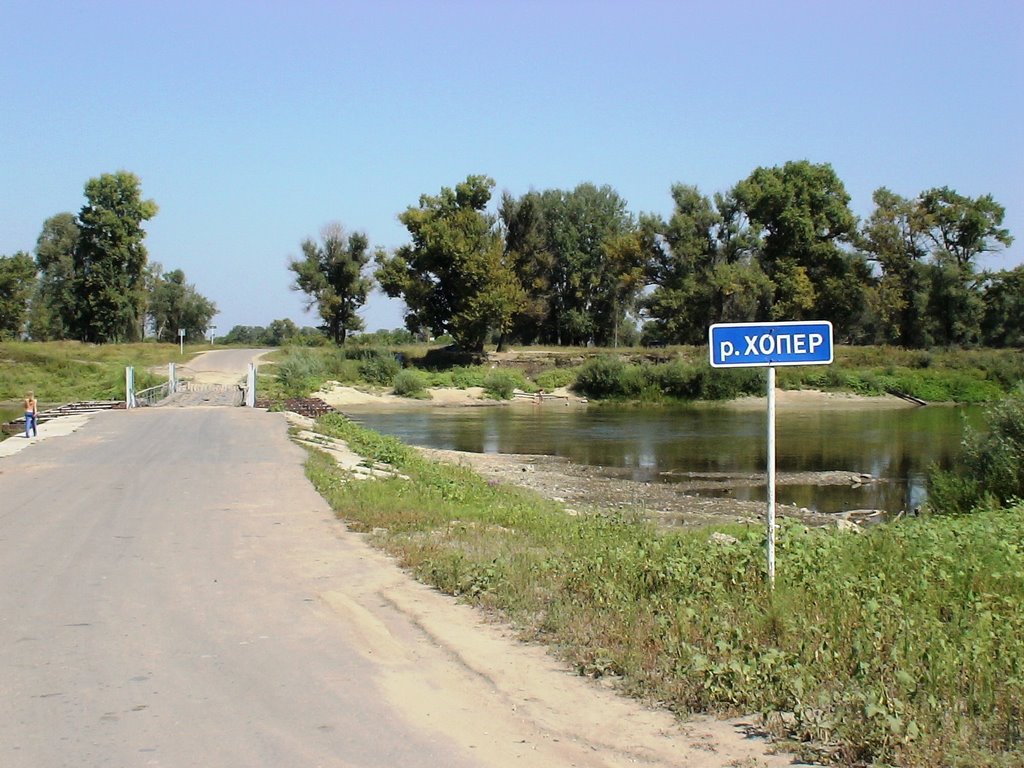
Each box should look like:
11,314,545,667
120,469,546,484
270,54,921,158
928,388,1024,513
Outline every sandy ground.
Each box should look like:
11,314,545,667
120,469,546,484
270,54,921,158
319,381,911,411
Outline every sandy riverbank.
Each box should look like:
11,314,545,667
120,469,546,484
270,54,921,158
318,382,914,411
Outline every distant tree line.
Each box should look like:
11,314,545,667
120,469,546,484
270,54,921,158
219,319,326,347
293,162,1019,352
0,171,217,343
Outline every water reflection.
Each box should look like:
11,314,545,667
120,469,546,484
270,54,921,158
346,403,977,515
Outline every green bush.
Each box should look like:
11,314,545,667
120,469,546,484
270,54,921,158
392,369,428,398
654,361,702,399
358,354,402,385
534,367,577,391
450,366,488,389
483,369,523,399
928,388,1024,513
619,364,658,399
275,350,325,397
574,356,627,398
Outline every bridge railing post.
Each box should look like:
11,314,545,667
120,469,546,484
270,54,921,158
125,367,137,409
245,363,256,407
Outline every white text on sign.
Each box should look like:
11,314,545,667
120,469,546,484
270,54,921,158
708,321,834,368
718,331,826,361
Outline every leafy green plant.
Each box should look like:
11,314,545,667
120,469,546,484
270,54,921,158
392,369,428,398
274,349,324,397
574,356,627,398
483,369,524,399
928,388,1024,513
358,354,401,385
534,367,577,391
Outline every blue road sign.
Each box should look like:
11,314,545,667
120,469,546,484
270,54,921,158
709,321,833,368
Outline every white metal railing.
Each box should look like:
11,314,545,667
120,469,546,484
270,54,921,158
134,381,172,406
125,362,256,408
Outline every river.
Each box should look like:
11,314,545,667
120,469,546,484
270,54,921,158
344,402,979,516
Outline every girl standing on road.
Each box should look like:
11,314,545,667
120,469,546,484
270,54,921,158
24,391,37,438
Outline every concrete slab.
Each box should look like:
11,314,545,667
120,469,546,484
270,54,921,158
0,413,93,458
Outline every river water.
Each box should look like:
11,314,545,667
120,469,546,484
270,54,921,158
345,402,980,516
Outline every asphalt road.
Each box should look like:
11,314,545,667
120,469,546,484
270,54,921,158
0,351,803,768
0,407,483,768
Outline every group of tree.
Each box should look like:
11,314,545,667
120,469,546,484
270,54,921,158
0,171,218,343
219,319,325,347
292,163,1018,353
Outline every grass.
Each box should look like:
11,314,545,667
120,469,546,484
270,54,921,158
304,412,1024,767
0,340,179,403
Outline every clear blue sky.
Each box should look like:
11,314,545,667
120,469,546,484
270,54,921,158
2,0,1022,335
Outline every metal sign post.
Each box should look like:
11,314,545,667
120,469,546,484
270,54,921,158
178,328,185,355
709,321,834,588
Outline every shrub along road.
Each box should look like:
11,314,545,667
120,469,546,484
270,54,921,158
0,405,803,767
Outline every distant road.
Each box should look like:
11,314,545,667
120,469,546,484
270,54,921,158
177,347,274,385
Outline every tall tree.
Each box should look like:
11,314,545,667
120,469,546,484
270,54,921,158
640,184,724,344
860,188,931,346
288,223,371,344
639,184,771,344
499,183,637,346
500,192,556,345
0,252,37,340
981,266,1024,347
147,265,218,343
376,175,523,352
916,187,1013,346
72,171,158,342
733,160,869,335
30,212,80,340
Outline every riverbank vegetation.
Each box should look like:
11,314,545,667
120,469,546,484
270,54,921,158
0,340,172,404
263,340,1022,405
303,402,1024,767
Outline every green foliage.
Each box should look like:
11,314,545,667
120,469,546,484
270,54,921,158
30,212,79,340
574,356,763,402
357,353,401,385
0,341,176,402
0,251,37,339
72,171,158,343
534,367,577,390
147,267,217,343
501,183,639,346
773,346,1020,404
350,327,417,346
928,389,1024,514
574,356,627,398
376,175,524,352
982,265,1024,347
482,369,525,399
288,223,371,344
274,349,325,397
305,415,1024,767
392,369,427,398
